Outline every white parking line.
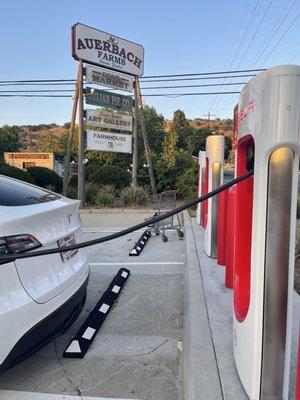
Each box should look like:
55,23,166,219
89,261,184,266
0,391,139,400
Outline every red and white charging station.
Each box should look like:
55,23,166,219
196,150,206,225
233,65,300,400
204,135,224,258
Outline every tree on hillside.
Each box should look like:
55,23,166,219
224,135,232,160
154,149,196,193
0,125,20,160
137,105,165,156
171,109,193,148
172,109,190,132
162,131,179,167
186,129,212,155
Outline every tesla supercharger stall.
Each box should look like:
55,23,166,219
233,65,300,400
196,150,206,226
204,135,224,258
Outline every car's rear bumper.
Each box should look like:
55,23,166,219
0,272,89,374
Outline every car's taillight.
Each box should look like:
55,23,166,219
0,234,42,265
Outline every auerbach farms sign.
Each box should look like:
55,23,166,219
72,23,144,77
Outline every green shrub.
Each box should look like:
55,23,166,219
121,186,147,207
69,174,78,187
154,149,196,192
67,186,77,199
177,168,198,200
85,182,99,205
0,163,35,184
44,184,56,192
94,185,116,207
27,166,62,193
88,165,131,189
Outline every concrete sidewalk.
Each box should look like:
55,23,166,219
187,216,300,400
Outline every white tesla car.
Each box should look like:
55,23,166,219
0,175,89,372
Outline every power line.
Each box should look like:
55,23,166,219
289,49,300,63
235,0,273,69
0,82,247,94
142,91,240,97
0,91,241,98
0,82,76,87
0,69,264,85
0,74,256,86
208,0,252,113
216,1,298,119
251,0,297,67
214,0,273,118
0,94,72,98
140,68,264,79
210,0,262,116
0,79,76,84
141,82,246,89
131,74,257,83
259,13,300,67
0,89,74,93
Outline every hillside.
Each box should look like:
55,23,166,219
165,117,233,137
14,117,233,154
17,123,69,155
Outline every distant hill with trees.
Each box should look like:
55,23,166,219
0,108,233,198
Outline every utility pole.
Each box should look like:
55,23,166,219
132,77,138,187
202,111,216,130
135,78,157,194
62,66,80,196
77,59,85,206
202,111,215,121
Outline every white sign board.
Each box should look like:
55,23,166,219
86,109,132,131
72,23,144,77
85,65,133,93
87,130,132,154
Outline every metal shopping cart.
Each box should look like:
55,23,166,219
146,190,184,242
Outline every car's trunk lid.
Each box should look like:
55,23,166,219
0,198,88,303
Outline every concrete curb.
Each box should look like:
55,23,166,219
183,211,223,400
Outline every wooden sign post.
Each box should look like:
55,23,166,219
67,23,156,205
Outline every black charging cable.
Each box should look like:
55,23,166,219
0,169,253,262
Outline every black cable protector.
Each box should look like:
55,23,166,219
0,170,253,262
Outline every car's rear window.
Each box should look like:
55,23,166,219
0,175,61,206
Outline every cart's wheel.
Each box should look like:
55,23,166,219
162,235,168,242
177,229,184,238
155,229,160,236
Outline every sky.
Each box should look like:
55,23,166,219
0,0,299,126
